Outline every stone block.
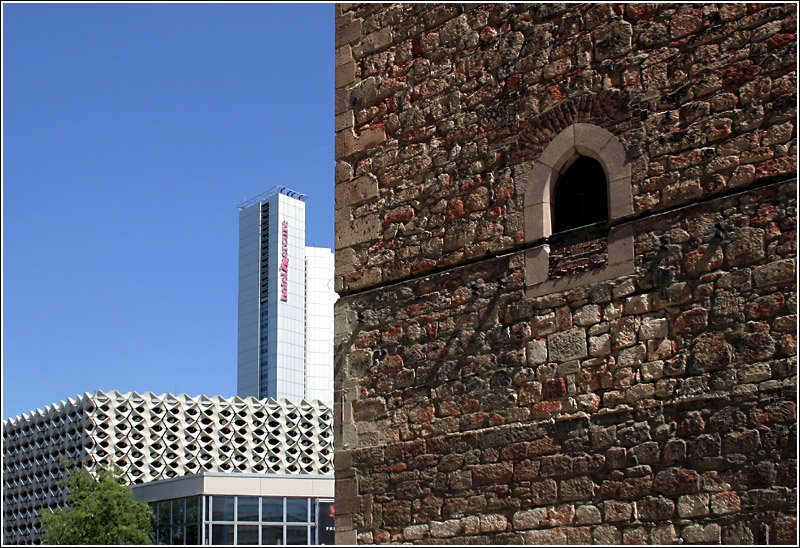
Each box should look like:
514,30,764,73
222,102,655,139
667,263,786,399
624,294,651,314
640,360,664,381
336,529,357,544
512,508,548,530
448,470,473,491
335,111,354,132
639,317,668,340
611,316,638,350
334,86,349,116
618,343,646,367
603,500,633,522
538,126,575,169
523,529,568,544
530,479,558,505
336,60,356,89
521,162,556,242
595,19,633,61
574,504,601,525
472,463,513,486
547,327,587,362
518,382,542,406
753,259,796,288
403,524,429,541
724,429,761,453
651,524,678,544
335,213,380,250
574,123,612,156
335,174,379,209
513,459,541,481
636,496,674,521
677,493,710,518
355,26,393,56
461,515,480,535
682,523,721,544
574,304,601,327
335,44,353,67
768,516,798,544
673,308,708,334
335,159,353,183
622,527,650,544
542,378,567,400
336,18,362,47
711,491,742,515
335,125,387,159
479,514,508,534
724,227,765,267
527,339,548,365
589,333,611,357
430,519,461,538
565,526,593,544
689,333,734,374
654,467,701,497
560,476,595,501
592,525,622,544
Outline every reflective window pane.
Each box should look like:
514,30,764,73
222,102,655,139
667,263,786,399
171,526,184,544
262,497,283,522
238,496,260,521
286,499,308,522
212,524,235,545
237,524,259,545
317,501,335,545
172,499,185,524
185,525,199,545
212,496,235,521
186,497,199,524
262,525,283,545
286,526,308,545
157,501,170,530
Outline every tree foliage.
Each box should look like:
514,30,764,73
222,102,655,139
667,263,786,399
40,463,153,545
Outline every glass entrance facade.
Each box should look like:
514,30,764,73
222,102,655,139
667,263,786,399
151,495,334,545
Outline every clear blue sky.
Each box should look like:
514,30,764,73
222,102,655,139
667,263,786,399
2,3,335,419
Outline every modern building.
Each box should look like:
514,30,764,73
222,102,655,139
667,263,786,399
2,391,333,545
237,187,336,402
304,247,337,402
132,472,334,545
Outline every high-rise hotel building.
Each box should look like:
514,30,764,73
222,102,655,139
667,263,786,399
237,187,336,402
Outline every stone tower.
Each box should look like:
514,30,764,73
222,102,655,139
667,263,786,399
334,4,796,544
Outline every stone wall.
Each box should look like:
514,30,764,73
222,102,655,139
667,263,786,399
334,3,796,544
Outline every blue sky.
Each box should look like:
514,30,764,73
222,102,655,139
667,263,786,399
3,3,335,419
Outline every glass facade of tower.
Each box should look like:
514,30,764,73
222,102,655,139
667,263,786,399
237,188,336,402
305,247,336,402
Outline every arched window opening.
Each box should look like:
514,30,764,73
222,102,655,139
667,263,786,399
552,156,609,234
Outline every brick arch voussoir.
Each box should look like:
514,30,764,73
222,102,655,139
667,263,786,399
513,90,632,165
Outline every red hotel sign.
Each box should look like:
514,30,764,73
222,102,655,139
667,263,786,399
280,220,289,302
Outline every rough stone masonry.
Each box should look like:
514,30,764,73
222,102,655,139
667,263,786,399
333,4,796,544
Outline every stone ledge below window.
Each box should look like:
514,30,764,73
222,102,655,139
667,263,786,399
524,224,635,298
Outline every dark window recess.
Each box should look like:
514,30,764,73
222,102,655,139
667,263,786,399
259,203,270,303
552,156,609,234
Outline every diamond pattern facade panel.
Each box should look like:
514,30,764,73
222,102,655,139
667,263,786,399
2,390,333,545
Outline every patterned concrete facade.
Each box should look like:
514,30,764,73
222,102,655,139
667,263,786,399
3,391,333,544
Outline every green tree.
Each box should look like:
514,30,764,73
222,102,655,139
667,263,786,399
40,463,153,545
